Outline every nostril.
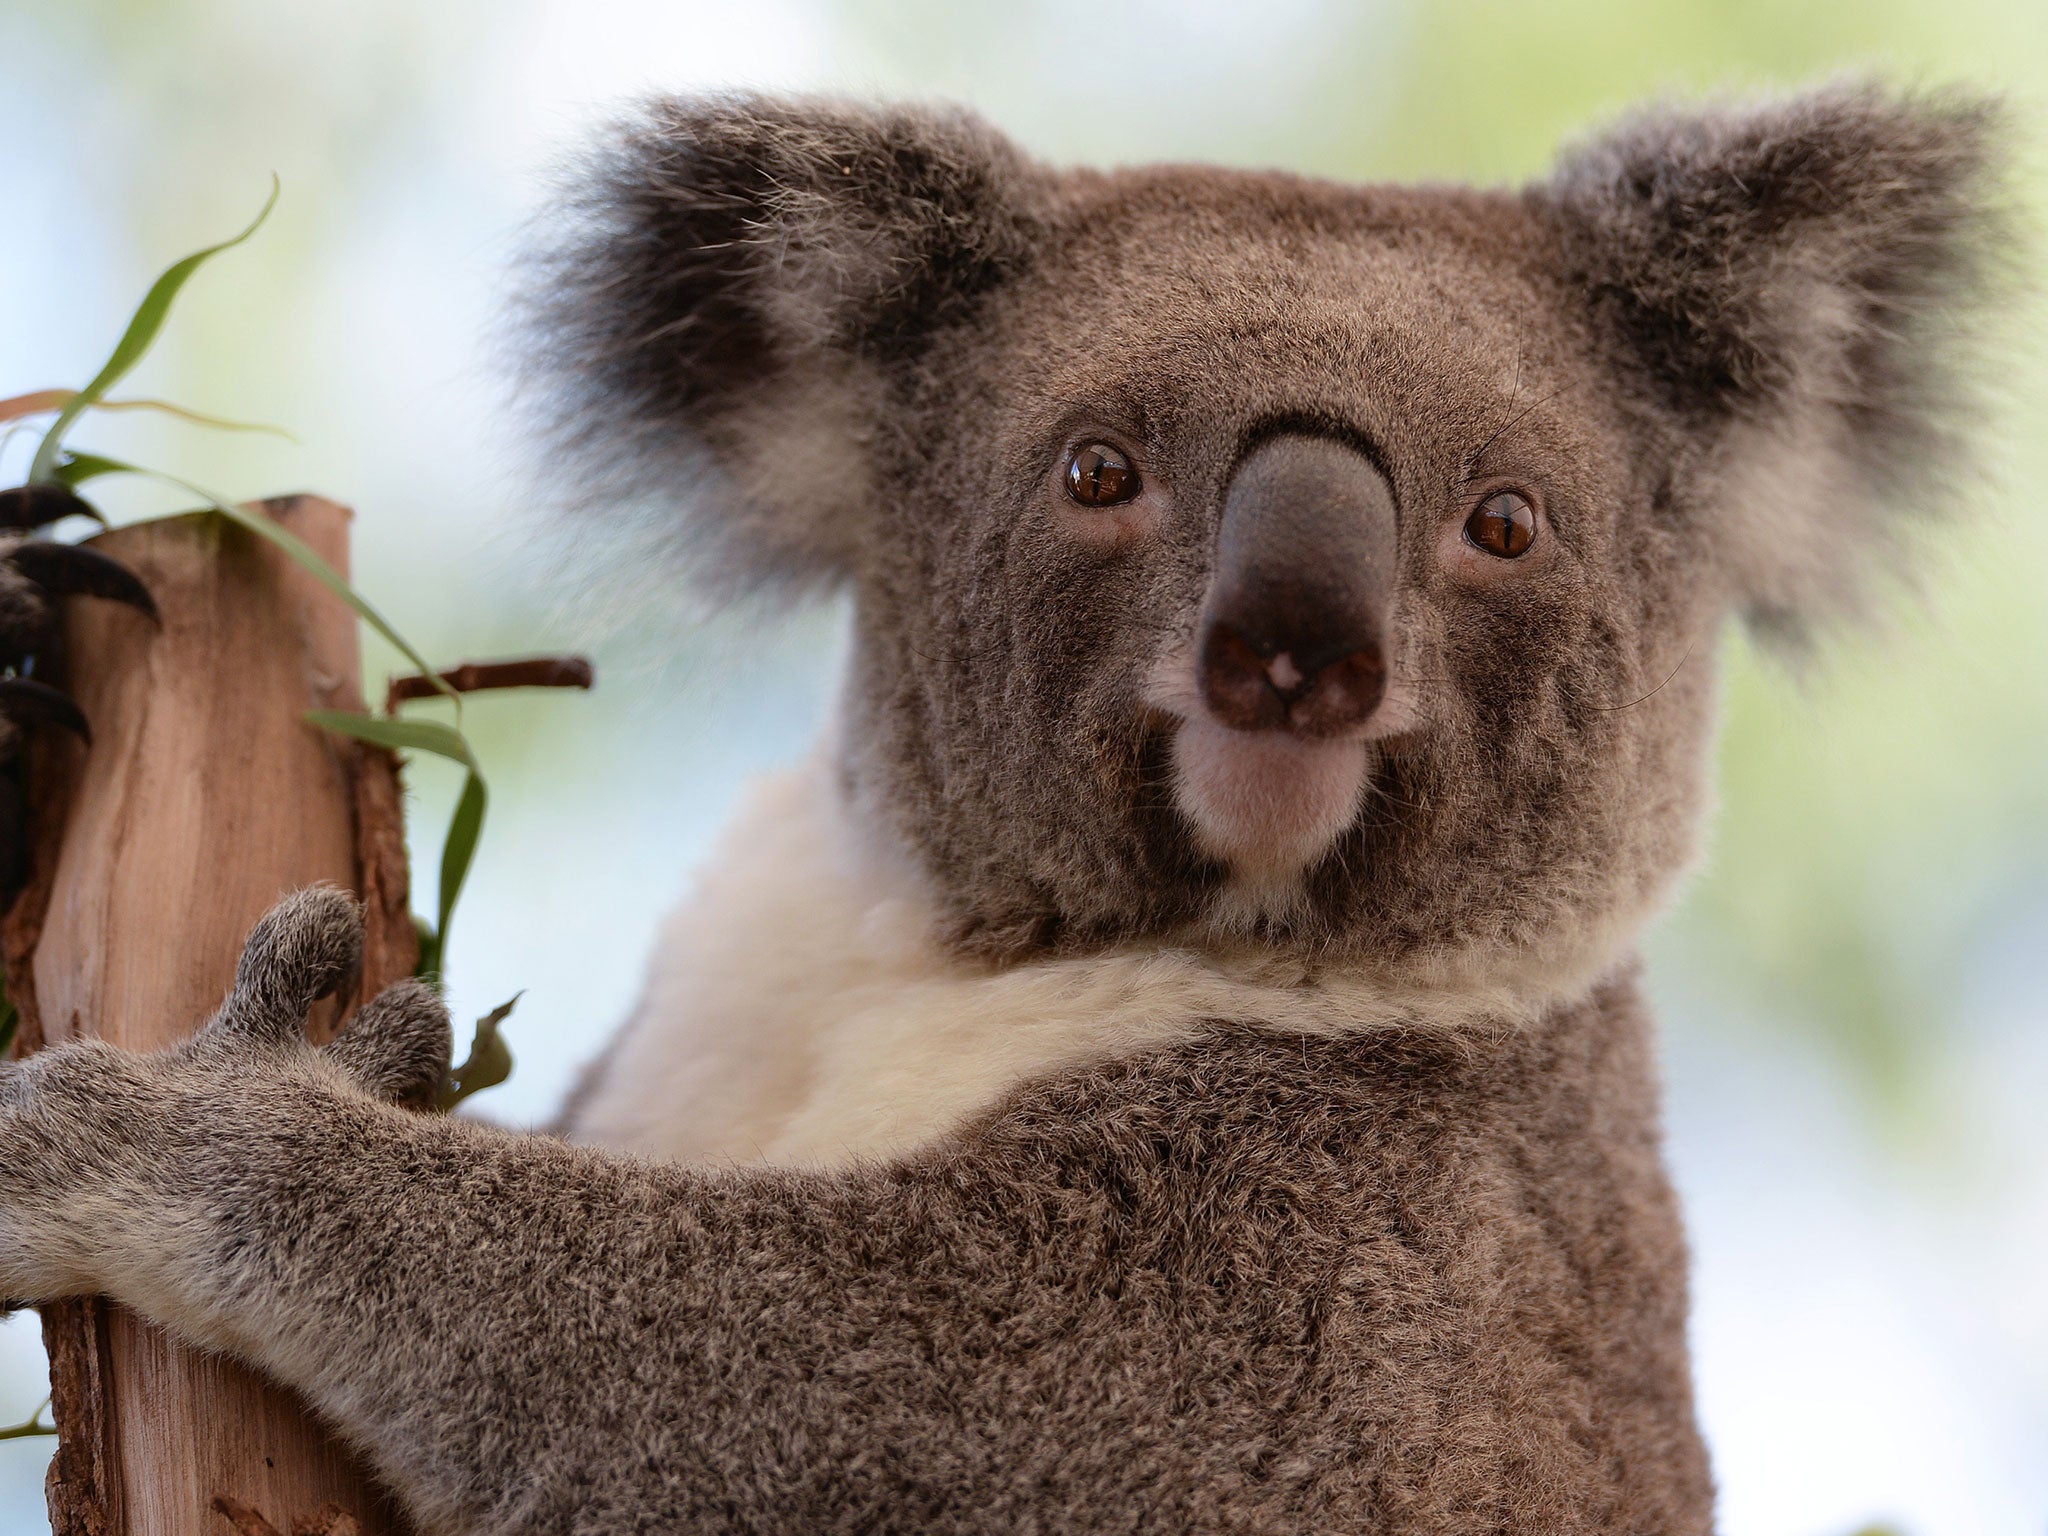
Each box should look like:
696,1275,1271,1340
1287,645,1387,738
1199,623,1288,732
1198,623,1386,738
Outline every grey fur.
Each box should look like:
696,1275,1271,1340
0,83,2013,1534
530,84,2008,959
326,978,454,1109
5,910,1707,1534
1539,84,2012,643
525,94,1052,594
213,884,364,1043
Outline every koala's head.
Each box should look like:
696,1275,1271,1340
534,86,2006,990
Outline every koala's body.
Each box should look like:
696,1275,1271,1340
0,85,2007,1535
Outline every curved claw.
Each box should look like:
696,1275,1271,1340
6,542,158,623
0,485,99,533
0,676,90,745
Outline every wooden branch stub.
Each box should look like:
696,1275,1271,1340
2,497,416,1536
383,653,592,712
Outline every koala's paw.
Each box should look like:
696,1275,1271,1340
325,979,453,1109
0,890,452,1306
214,884,368,1042
209,885,453,1105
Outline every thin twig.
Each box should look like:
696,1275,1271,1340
386,655,594,714
0,1394,53,1440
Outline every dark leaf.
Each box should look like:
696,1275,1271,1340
440,992,519,1111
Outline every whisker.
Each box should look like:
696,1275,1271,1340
1587,644,1697,713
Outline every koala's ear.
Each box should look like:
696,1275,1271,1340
527,95,1050,593
1538,85,2013,641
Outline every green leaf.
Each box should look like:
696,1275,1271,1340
209,491,457,707
47,452,125,508
29,177,280,486
3,389,291,440
303,711,477,768
90,396,295,440
439,772,487,965
0,390,71,424
308,709,488,970
44,452,459,708
440,992,520,1111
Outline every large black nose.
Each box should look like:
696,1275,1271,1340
1197,433,1397,738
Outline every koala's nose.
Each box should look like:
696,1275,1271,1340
1197,433,1397,739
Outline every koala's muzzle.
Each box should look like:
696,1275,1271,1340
1197,434,1396,738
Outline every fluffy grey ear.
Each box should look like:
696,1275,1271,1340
1539,84,2013,641
527,94,1049,594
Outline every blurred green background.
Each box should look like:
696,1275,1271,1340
1,1,2043,1532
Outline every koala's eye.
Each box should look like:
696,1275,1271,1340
1065,443,1141,507
1463,490,1537,558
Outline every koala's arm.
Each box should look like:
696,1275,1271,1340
0,892,1198,1535
0,891,1708,1535
136,1094,989,1534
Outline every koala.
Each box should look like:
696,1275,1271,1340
0,83,2008,1535
0,512,158,897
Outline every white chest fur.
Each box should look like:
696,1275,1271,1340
563,762,1583,1171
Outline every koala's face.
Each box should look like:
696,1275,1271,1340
540,90,1999,978
848,190,1717,972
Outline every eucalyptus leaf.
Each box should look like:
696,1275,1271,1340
90,396,294,439
417,925,443,982
439,772,488,964
440,992,520,1112
29,177,280,486
411,915,438,979
1,389,289,439
43,452,458,707
303,711,478,769
309,709,488,970
0,390,70,424
48,452,126,504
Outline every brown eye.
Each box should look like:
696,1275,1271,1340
1066,443,1140,506
1464,490,1537,558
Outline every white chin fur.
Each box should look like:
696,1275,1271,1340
566,758,1571,1173
1170,717,1367,884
